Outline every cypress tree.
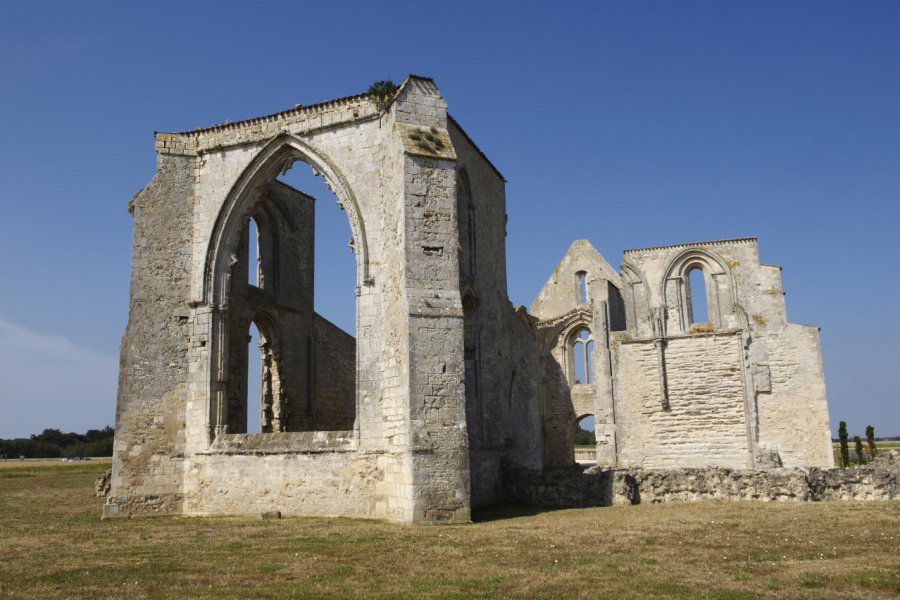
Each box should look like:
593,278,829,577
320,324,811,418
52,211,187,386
838,421,850,467
866,425,877,459
853,436,865,466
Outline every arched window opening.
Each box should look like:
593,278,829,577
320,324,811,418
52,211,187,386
462,294,481,443
467,205,477,276
241,209,276,291
586,340,595,382
573,414,596,465
246,322,262,434
457,170,476,278
264,161,355,432
607,283,627,331
688,266,708,325
221,154,359,438
247,217,259,287
576,271,588,305
277,164,356,335
571,327,593,385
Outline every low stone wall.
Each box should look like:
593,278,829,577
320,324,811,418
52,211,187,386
503,450,898,507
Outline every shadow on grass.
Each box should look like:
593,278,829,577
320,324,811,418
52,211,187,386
471,503,564,522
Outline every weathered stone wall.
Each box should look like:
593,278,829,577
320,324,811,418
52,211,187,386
503,451,899,508
110,153,194,515
112,76,474,522
755,323,832,467
527,237,832,475
186,434,380,517
530,241,626,469
448,118,544,507
614,333,750,468
395,79,471,522
312,314,355,431
616,237,832,469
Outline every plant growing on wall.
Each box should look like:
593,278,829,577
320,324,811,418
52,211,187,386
368,80,398,113
866,425,877,458
838,421,850,467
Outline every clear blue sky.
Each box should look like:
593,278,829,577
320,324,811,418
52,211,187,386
0,1,897,439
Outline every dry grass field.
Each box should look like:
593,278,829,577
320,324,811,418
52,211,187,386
0,463,897,599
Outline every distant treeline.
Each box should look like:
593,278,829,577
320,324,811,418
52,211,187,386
0,427,114,458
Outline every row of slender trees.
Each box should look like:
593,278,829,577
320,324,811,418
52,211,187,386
836,422,879,467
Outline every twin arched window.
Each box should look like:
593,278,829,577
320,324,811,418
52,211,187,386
663,250,733,333
570,327,595,385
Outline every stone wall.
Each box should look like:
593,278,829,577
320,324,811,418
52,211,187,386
312,314,355,430
503,451,899,508
448,118,544,507
224,181,314,433
111,76,475,522
614,333,750,468
110,152,194,515
617,238,833,469
530,241,625,469
528,237,833,474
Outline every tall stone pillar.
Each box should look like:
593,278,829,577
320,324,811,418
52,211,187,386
391,79,471,522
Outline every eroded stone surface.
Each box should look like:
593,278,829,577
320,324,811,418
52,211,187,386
504,451,898,508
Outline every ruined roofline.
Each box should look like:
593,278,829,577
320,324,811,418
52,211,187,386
534,305,594,329
623,237,758,254
447,114,506,182
152,75,508,184
159,74,437,137
270,178,315,202
160,92,371,137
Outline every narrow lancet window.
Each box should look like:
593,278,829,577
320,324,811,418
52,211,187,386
247,217,259,287
586,340,595,383
246,322,262,433
688,267,708,324
577,271,588,304
467,205,477,276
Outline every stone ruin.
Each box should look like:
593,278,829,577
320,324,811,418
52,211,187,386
106,76,845,522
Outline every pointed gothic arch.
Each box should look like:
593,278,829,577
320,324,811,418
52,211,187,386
204,133,370,307
204,133,366,439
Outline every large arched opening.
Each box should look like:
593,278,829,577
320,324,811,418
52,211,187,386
572,414,596,465
205,136,368,438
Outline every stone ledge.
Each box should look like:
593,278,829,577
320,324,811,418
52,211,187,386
618,328,743,345
204,430,356,455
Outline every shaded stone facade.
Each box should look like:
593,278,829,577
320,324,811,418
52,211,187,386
531,237,833,472
108,76,834,523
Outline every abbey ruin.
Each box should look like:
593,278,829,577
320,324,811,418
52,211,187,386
106,76,835,522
